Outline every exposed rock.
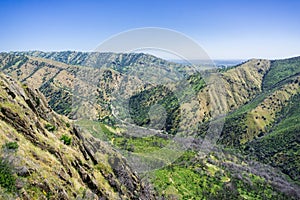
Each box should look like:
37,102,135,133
16,166,31,177
0,73,155,199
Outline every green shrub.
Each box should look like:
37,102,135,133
45,123,56,132
65,122,70,128
2,142,19,150
0,158,16,192
60,135,72,145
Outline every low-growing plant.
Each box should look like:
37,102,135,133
66,122,71,128
0,158,16,192
2,142,19,150
60,134,72,145
45,123,56,132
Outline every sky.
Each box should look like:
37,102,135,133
0,0,299,59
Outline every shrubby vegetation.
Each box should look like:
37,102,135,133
40,82,73,116
263,57,300,90
2,51,299,198
245,93,300,183
128,74,205,134
60,134,72,145
129,85,181,134
0,158,16,193
151,150,291,199
78,120,170,154
2,142,19,150
45,123,56,132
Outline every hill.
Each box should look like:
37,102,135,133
0,73,153,199
0,51,299,199
215,57,300,185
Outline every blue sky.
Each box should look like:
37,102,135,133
0,0,299,59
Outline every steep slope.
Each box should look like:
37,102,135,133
221,59,270,110
1,52,296,145
0,53,78,116
0,52,271,123
0,73,154,199
263,56,300,90
245,92,300,183
0,52,195,123
0,53,121,120
18,52,270,110
216,57,300,185
220,74,300,146
1,51,300,199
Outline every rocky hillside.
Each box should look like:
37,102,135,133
143,56,300,199
0,52,194,122
215,57,300,184
0,52,271,131
0,51,300,199
0,73,154,199
0,52,120,120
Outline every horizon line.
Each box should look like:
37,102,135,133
1,50,299,61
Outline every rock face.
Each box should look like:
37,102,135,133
0,73,155,199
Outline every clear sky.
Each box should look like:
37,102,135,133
0,0,299,59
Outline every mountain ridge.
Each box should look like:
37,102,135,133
0,51,299,199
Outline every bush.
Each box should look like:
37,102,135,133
0,158,16,192
66,122,70,128
2,142,18,150
60,135,72,145
45,123,56,132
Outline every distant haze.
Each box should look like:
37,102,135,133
170,59,245,67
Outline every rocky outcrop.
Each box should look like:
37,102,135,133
0,73,155,199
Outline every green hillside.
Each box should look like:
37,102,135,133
245,92,300,183
263,57,300,90
0,52,299,199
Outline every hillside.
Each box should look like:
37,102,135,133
0,52,195,122
0,73,153,199
215,56,300,185
0,51,299,199
13,51,188,75
0,52,271,129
